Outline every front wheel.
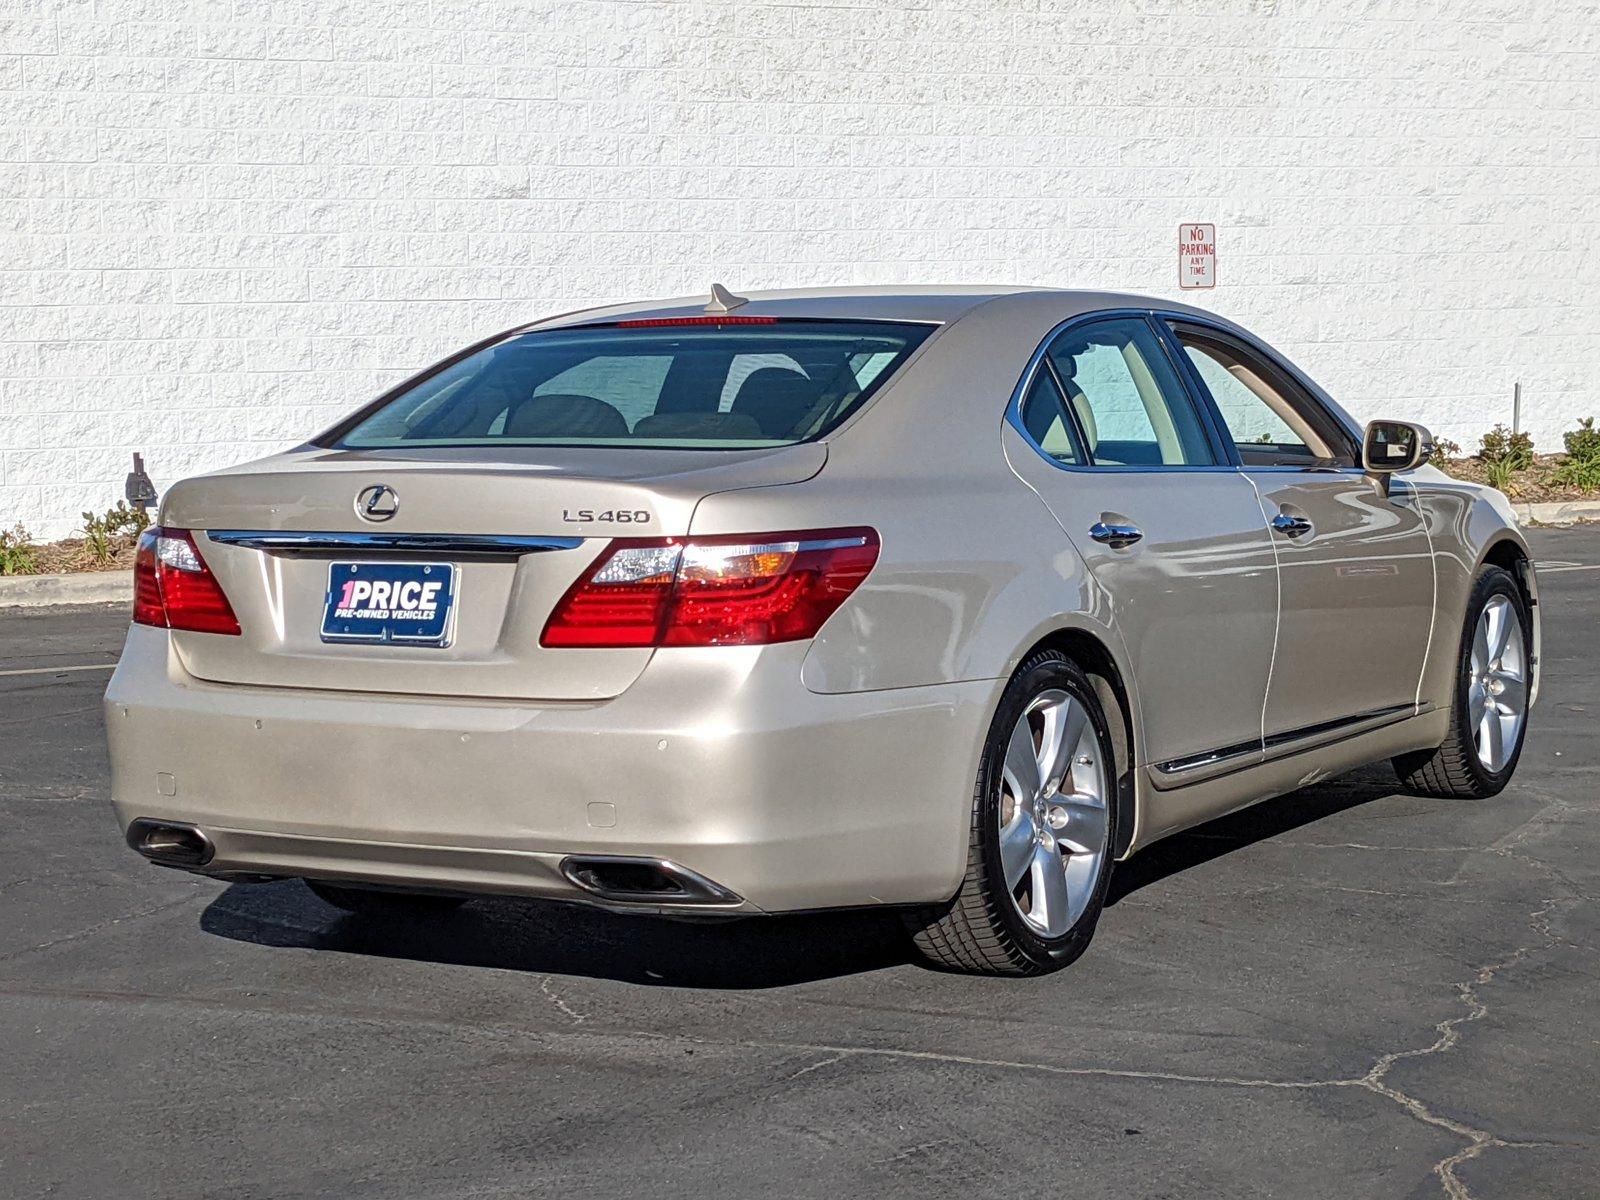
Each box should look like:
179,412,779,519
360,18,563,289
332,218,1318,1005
1394,565,1531,798
904,649,1118,976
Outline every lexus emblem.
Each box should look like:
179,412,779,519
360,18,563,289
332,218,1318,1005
355,484,399,523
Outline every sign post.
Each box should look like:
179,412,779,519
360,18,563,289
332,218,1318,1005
1179,223,1216,289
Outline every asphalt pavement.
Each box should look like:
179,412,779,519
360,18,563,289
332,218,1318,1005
2,527,1597,1199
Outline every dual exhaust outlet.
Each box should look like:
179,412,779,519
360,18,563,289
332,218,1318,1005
126,819,739,907
126,818,214,867
558,855,741,906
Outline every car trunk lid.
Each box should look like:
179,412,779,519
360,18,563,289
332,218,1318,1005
158,443,825,700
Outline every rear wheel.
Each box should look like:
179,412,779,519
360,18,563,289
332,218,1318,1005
1394,565,1531,798
904,649,1117,976
305,879,468,917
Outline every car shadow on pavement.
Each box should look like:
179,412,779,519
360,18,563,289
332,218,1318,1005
199,763,1403,987
1106,763,1402,906
200,880,915,989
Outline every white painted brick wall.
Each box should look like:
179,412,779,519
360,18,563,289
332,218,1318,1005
2,0,1597,537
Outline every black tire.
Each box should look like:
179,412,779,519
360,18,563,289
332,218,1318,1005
1393,565,1531,798
305,879,468,917
903,649,1119,976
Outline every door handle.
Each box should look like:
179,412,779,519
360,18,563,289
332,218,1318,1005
1271,513,1313,538
1089,521,1143,548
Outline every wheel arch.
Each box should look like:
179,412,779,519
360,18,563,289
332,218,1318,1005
1017,625,1140,859
1478,535,1541,706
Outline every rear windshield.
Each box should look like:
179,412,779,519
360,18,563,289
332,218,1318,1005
331,320,934,449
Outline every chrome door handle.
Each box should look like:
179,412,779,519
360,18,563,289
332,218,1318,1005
1271,513,1313,538
1089,521,1143,548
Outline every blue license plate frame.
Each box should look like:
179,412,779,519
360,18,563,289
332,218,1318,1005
321,561,457,647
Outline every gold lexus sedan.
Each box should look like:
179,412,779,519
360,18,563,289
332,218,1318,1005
105,286,1539,976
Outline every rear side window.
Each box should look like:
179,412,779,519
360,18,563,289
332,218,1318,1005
1017,369,1085,465
1043,318,1216,467
333,321,933,449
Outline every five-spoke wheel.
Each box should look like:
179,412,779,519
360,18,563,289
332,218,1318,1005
1467,593,1527,772
905,648,1119,975
997,689,1110,939
1395,564,1532,799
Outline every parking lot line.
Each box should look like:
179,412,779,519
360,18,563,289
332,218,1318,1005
1535,561,1600,573
0,662,117,678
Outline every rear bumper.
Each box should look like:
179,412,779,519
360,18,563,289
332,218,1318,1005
105,625,997,913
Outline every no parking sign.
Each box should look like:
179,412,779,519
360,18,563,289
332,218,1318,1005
1179,223,1216,289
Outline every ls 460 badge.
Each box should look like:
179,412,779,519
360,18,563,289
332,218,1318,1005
563,509,651,524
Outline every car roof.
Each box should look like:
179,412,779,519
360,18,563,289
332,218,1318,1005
525,285,1229,330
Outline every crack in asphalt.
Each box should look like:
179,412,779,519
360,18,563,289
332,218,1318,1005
1,793,1584,1200
537,975,588,1025
1355,897,1568,1200
1,888,1573,1200
786,1053,845,1080
0,893,199,965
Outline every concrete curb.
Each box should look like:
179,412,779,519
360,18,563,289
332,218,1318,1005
1516,499,1600,526
0,570,132,609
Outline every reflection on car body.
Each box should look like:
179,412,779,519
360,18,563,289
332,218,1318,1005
106,285,1538,976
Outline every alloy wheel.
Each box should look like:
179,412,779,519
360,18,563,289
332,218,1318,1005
1468,594,1527,772
997,689,1110,938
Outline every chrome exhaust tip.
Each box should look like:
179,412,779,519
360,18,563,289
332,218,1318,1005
126,818,214,868
559,855,741,906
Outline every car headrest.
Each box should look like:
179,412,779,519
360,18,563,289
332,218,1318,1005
503,393,629,439
728,368,819,438
632,412,766,440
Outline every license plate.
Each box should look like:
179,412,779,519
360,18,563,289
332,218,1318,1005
321,562,457,646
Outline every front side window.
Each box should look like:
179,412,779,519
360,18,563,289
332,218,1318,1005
1043,318,1217,466
333,321,933,450
1170,325,1353,467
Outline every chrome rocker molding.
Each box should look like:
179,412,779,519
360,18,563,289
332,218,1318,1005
207,530,584,556
1151,703,1424,789
559,855,745,907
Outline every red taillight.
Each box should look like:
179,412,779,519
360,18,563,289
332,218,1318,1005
541,528,879,649
132,530,165,627
131,528,241,636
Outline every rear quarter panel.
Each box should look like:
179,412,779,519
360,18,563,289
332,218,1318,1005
689,465,1111,696
684,292,1136,739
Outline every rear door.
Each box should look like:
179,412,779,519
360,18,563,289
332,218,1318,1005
1005,314,1279,780
1162,319,1435,743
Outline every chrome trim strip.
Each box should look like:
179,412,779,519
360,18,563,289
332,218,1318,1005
1260,703,1416,755
1151,702,1424,789
1153,738,1263,777
207,530,583,555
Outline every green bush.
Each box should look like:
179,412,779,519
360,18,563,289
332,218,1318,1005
1562,417,1600,461
0,524,39,576
1553,417,1600,490
102,500,150,536
1484,458,1518,494
1432,436,1463,464
81,510,112,564
1479,424,1535,471
80,501,150,565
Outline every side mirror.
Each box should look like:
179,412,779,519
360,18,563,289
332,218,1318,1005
1362,420,1433,495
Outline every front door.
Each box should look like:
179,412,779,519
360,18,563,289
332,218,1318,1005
1006,315,1279,777
1163,320,1436,744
